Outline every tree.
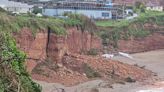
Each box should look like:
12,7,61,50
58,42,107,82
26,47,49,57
134,1,146,13
32,7,42,14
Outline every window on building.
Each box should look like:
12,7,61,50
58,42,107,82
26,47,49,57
102,12,109,17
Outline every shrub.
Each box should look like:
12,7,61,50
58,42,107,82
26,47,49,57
87,48,98,56
125,77,136,83
83,63,101,78
32,7,42,14
0,7,6,13
0,32,41,92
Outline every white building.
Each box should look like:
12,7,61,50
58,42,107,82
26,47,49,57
146,1,163,12
42,2,116,19
0,0,33,13
43,8,113,19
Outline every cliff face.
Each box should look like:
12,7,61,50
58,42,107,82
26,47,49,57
117,33,164,53
14,28,48,72
66,27,102,54
15,27,102,72
14,27,160,86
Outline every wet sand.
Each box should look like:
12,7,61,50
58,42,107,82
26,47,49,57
112,49,164,92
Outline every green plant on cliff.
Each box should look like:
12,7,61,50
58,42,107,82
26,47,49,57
0,31,41,92
65,13,97,33
65,14,97,53
133,1,146,13
83,63,101,78
97,11,164,48
0,11,67,36
0,11,98,37
87,48,98,56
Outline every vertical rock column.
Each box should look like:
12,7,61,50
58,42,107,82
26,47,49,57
46,33,68,63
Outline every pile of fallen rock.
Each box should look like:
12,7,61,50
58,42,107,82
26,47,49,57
32,53,153,86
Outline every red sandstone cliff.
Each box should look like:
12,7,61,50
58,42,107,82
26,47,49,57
14,27,102,72
13,27,163,86
117,33,164,53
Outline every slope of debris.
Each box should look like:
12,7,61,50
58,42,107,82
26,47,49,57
32,53,153,86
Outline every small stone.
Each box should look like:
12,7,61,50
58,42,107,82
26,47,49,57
57,63,63,68
83,73,87,77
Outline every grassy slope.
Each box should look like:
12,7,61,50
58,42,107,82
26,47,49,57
96,11,164,27
96,20,130,27
0,32,41,92
0,13,66,35
0,12,87,36
0,12,96,37
0,10,44,92
96,11,164,47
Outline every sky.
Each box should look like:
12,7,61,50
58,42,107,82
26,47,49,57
0,0,33,8
0,0,9,4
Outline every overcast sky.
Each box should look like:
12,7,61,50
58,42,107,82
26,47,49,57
0,0,9,4
0,0,33,8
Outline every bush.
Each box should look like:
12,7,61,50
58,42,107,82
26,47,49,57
125,77,136,83
83,63,101,78
32,7,42,14
87,48,98,56
0,7,6,13
0,32,41,92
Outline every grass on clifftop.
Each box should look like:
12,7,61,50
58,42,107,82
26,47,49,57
96,11,164,47
96,11,164,27
0,10,96,36
96,20,130,27
0,12,67,36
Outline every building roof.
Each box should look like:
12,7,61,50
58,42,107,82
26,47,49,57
44,1,118,11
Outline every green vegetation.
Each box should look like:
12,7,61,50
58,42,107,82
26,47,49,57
96,11,164,48
0,10,98,92
124,77,136,83
32,58,59,77
0,12,67,36
136,11,164,26
0,32,41,92
96,11,164,27
0,8,98,92
133,1,146,13
96,20,130,27
32,7,42,14
64,13,97,33
0,7,7,13
83,63,101,78
0,10,97,37
0,7,163,91
87,48,98,56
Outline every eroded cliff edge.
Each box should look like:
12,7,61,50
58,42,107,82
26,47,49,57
15,27,102,72
14,26,163,86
